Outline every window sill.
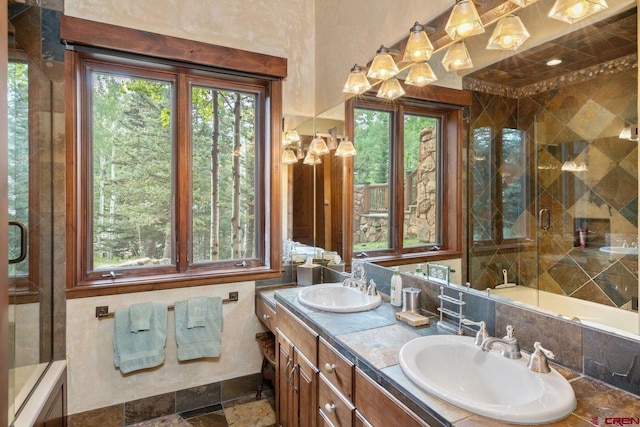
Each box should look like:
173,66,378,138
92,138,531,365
66,266,283,298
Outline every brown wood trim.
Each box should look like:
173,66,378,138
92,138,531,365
60,15,287,79
269,79,284,273
402,83,472,107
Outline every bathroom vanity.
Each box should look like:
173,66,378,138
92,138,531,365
257,286,640,427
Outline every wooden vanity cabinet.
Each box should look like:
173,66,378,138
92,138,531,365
276,304,319,427
256,293,277,333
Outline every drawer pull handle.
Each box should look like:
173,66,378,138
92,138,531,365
263,314,271,320
324,403,337,413
324,363,337,373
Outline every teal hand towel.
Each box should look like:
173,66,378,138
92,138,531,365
114,302,168,374
130,302,153,333
187,296,207,329
175,297,223,361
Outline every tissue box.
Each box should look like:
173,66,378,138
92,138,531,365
297,263,321,286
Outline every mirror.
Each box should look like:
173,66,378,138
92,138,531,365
7,0,59,421
290,0,638,338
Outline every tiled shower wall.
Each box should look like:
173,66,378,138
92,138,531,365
466,64,638,311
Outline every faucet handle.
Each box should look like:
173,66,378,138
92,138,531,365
527,342,555,373
461,319,489,346
504,325,515,340
366,279,378,296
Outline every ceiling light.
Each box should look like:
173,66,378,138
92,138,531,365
335,138,357,157
343,64,372,95
442,41,473,71
509,0,540,6
367,46,399,80
445,0,485,40
303,151,322,165
282,149,298,164
376,77,405,100
486,14,530,50
403,22,434,62
546,58,562,66
548,0,608,24
405,61,438,87
309,135,330,156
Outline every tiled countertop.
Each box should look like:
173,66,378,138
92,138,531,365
264,286,640,427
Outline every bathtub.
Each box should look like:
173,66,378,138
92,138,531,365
490,286,639,339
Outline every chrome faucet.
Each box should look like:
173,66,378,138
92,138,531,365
461,318,489,346
366,279,378,296
480,325,522,359
343,260,366,289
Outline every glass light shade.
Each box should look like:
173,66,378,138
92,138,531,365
509,0,540,6
287,129,300,143
367,46,399,80
486,15,530,50
442,41,473,71
376,77,405,100
303,151,322,165
548,0,608,23
335,139,357,157
403,22,434,62
445,0,485,40
405,61,438,87
282,149,298,164
343,64,372,95
309,136,329,156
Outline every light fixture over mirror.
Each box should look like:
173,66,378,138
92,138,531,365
486,14,530,50
377,77,406,100
403,22,435,62
343,64,371,95
405,61,438,87
367,45,400,80
548,0,608,23
335,137,357,157
445,0,486,40
442,41,474,71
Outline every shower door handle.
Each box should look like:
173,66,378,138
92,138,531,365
538,209,550,230
9,221,28,264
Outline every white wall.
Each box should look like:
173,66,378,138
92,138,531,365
66,282,262,415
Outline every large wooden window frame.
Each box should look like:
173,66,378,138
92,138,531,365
342,86,469,268
63,16,285,297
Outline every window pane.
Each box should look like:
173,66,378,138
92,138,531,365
501,128,527,239
353,108,391,252
472,127,492,242
191,86,257,263
91,71,173,270
403,114,439,248
8,62,29,277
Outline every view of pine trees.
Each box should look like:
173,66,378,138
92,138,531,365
8,61,29,277
91,70,257,270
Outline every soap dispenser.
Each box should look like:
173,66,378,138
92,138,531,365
390,267,402,306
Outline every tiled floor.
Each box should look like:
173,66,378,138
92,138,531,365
125,395,276,427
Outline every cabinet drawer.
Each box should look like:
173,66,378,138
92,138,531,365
319,337,354,401
319,374,354,427
354,369,430,427
276,303,318,365
255,295,276,333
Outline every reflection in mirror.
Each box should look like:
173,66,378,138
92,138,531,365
8,0,58,421
466,5,638,337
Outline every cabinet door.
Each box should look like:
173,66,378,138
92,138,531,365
277,331,295,427
296,348,318,427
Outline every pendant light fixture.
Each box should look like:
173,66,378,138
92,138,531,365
335,137,357,157
405,61,438,87
486,14,530,50
303,151,322,165
445,0,485,40
403,22,434,62
282,148,298,164
367,46,399,80
308,135,330,156
441,41,473,71
343,64,372,95
548,0,608,23
376,77,405,100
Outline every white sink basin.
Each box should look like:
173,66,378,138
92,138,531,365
399,335,576,425
297,283,382,313
599,246,638,255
